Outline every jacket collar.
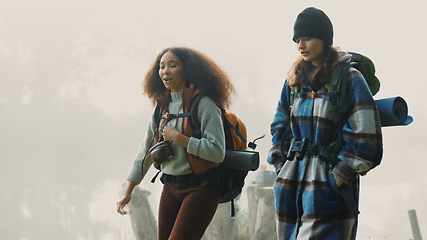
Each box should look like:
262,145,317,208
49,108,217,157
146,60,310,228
157,84,203,112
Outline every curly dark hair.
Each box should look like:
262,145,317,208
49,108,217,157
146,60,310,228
143,47,235,110
288,44,338,90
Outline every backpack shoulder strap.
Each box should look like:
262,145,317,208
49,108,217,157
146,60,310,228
154,104,162,126
188,94,205,138
289,86,299,110
327,59,352,111
149,105,163,183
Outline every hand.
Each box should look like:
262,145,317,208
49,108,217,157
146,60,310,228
117,181,136,215
117,195,131,215
162,124,180,142
162,124,190,148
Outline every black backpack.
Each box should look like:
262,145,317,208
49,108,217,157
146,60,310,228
153,94,262,217
188,94,261,217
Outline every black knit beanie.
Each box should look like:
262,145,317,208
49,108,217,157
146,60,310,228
293,7,333,45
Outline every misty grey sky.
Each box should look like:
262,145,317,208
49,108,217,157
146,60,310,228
1,0,426,239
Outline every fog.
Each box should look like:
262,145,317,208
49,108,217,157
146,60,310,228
1,0,426,239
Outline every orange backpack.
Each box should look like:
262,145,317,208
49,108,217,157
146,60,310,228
222,111,247,151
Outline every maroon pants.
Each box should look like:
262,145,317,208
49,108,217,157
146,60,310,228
158,182,221,240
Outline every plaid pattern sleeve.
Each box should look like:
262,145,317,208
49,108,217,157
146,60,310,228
332,69,383,184
267,81,293,172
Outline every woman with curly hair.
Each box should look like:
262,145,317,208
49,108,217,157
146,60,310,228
117,47,235,240
267,7,382,239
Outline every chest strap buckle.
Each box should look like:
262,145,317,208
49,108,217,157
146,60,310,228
287,138,310,160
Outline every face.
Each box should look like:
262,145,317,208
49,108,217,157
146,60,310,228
159,51,187,93
295,37,325,67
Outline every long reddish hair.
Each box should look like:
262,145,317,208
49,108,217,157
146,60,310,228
288,45,339,90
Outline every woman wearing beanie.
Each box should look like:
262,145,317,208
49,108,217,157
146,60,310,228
267,7,383,239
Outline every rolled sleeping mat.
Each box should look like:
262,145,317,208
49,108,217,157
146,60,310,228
375,96,413,127
222,150,260,171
